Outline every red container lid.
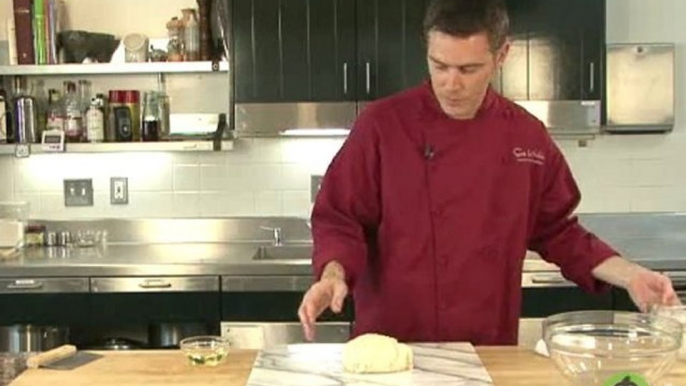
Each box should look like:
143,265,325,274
108,90,126,103
109,90,139,104
123,91,140,104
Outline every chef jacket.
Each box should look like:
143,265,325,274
311,82,618,345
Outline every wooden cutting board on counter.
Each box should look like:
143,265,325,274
9,350,257,386
10,347,686,386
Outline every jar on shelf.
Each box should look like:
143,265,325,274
166,17,184,62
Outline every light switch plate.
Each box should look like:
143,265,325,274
64,179,94,207
110,177,129,205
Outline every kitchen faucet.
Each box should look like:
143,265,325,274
260,226,283,246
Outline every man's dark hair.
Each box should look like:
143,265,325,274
423,0,510,51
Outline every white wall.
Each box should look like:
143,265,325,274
0,0,684,219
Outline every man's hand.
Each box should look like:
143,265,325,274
593,256,681,312
298,261,349,341
626,269,680,312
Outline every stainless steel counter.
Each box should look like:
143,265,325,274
0,243,313,278
2,213,686,282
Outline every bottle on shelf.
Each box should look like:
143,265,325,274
196,0,212,61
30,79,48,137
156,74,170,140
166,17,184,62
45,88,64,133
141,91,160,142
11,76,38,144
182,8,200,61
0,89,8,143
62,81,83,142
85,97,104,143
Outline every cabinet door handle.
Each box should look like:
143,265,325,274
365,61,371,95
589,62,595,94
343,62,348,96
138,279,172,289
7,280,44,290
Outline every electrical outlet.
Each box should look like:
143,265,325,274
311,175,323,203
64,179,94,207
110,177,129,205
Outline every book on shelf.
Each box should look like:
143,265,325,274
12,0,34,65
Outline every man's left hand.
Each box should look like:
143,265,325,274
593,256,681,312
626,269,681,312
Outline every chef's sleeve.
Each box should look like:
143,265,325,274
528,137,619,293
311,107,381,288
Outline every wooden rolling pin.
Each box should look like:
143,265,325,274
27,345,77,369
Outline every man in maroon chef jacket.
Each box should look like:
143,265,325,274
298,0,680,345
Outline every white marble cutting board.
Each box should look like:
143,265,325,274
245,342,494,386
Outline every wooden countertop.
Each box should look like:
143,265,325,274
9,347,686,386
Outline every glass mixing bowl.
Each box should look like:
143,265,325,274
650,304,686,360
543,310,682,386
179,336,231,366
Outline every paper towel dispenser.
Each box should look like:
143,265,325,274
605,43,675,133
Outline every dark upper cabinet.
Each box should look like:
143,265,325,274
356,0,430,101
579,0,604,101
233,0,603,103
233,0,356,103
498,0,605,101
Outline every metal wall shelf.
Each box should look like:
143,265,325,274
0,141,234,155
0,61,229,76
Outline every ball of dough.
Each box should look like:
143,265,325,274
342,333,413,374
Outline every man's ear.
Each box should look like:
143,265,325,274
496,38,511,68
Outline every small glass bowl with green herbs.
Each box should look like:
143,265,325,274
179,336,231,366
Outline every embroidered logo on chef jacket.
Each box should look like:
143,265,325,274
512,147,545,165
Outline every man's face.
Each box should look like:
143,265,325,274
426,30,508,119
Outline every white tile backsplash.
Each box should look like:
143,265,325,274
249,164,283,191
200,165,231,192
280,164,311,191
173,193,200,218
199,191,255,217
282,190,312,218
255,191,283,216
173,166,201,192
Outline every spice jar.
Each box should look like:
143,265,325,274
24,224,45,246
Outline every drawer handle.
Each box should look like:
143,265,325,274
7,280,44,290
531,276,569,284
138,280,172,289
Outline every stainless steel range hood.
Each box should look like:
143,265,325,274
234,102,356,137
514,100,601,136
235,99,601,138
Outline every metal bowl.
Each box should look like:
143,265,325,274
543,310,682,386
179,336,230,366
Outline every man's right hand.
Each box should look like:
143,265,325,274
298,262,348,341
